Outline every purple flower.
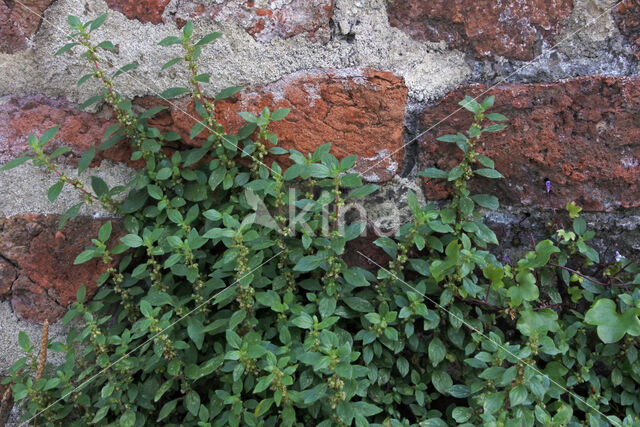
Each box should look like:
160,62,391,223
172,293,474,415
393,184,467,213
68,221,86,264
503,254,511,265
545,180,551,194
615,251,623,263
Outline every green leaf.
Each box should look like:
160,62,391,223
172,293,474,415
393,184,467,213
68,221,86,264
254,374,275,393
352,402,382,416
58,202,83,229
183,21,194,38
293,255,323,272
49,147,71,159
121,234,143,248
509,385,528,407
97,221,112,242
229,309,246,330
483,124,507,133
77,73,93,87
486,113,508,121
459,96,482,114
194,73,210,83
89,13,107,32
471,194,499,210
181,391,200,418
18,331,30,350
158,36,183,46
79,95,103,110
91,176,108,197
270,108,290,121
474,168,503,179
40,125,61,145
431,370,453,394
517,309,559,336
343,297,373,312
140,106,168,119
342,268,368,287
187,318,205,350
301,383,327,404
113,62,139,78
215,86,244,101
552,403,573,426
448,165,464,181
419,168,448,179
476,155,494,168
97,41,115,51
291,313,314,329
428,337,446,366
196,32,222,46
120,410,136,427
55,42,79,56
67,15,83,29
481,96,494,108
77,284,86,304
160,87,190,99
158,399,178,422
585,298,640,343
347,184,379,199
74,249,95,265
0,156,32,171
92,406,109,423
161,57,182,71
47,181,64,203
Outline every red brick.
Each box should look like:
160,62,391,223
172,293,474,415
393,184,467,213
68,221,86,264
387,0,573,61
104,0,171,24
143,68,407,181
174,0,334,43
0,94,133,166
0,215,124,323
614,0,640,59
0,0,55,53
418,76,640,211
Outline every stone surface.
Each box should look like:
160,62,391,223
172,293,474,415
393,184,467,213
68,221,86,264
171,0,334,43
387,0,574,61
0,94,133,166
614,0,640,58
419,76,640,211
105,0,172,24
0,0,468,107
142,68,408,181
0,300,71,376
0,160,135,218
0,0,56,54
0,214,123,323
467,0,635,86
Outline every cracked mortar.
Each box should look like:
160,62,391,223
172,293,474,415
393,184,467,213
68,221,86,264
0,0,469,107
0,160,134,218
0,301,69,377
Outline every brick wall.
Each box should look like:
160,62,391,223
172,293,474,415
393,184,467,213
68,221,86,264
0,0,639,373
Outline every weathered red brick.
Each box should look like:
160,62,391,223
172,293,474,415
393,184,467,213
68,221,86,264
143,68,407,181
0,258,16,299
614,0,640,58
344,228,391,273
387,0,573,61
104,0,171,24
10,275,66,324
419,76,640,211
0,214,123,323
0,0,55,53
174,0,334,43
0,94,133,166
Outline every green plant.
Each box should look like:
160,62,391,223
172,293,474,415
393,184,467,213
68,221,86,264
3,13,640,427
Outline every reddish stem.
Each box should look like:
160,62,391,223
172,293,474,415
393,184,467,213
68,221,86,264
50,165,98,201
